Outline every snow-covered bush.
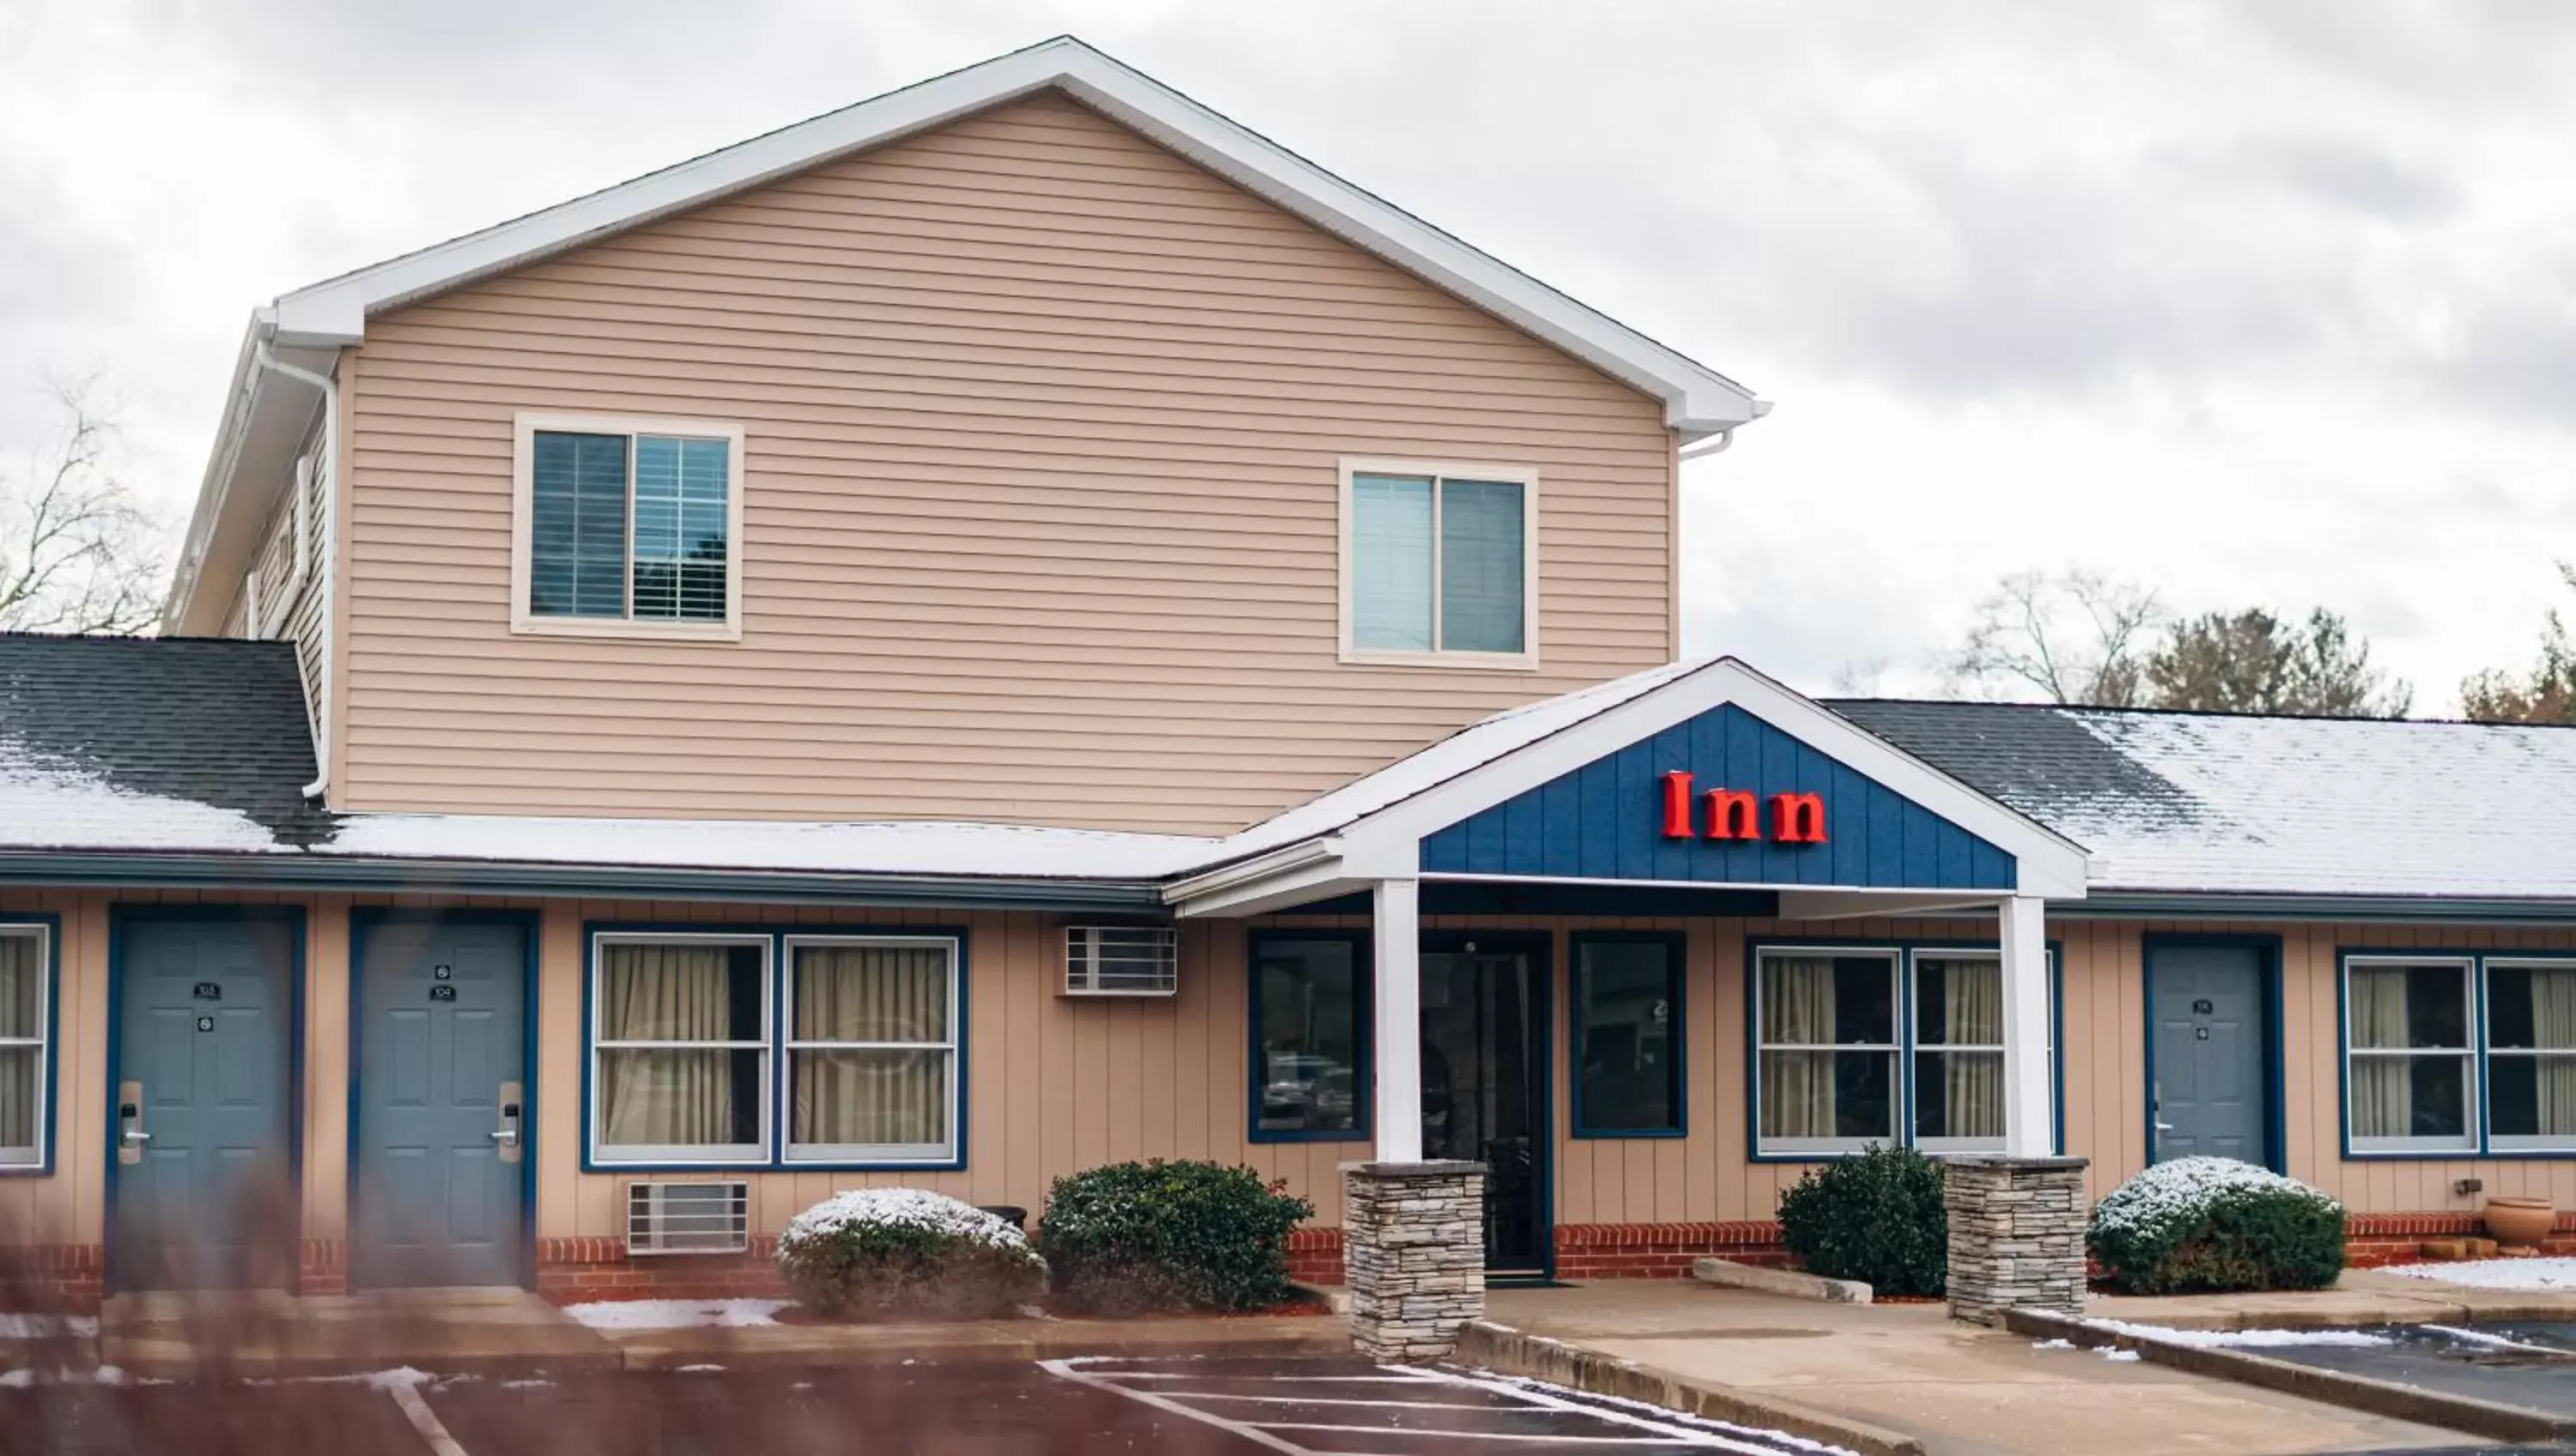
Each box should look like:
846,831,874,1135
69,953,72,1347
774,1188,1047,1320
1775,1144,1948,1296
2088,1157,2343,1295
1039,1160,1315,1314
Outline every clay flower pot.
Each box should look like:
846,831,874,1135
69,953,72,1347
2484,1195,2555,1247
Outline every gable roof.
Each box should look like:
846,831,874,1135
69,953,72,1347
0,634,332,848
269,35,1762,434
1832,699,2576,904
170,36,1763,634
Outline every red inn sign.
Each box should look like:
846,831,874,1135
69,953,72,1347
1657,770,1827,845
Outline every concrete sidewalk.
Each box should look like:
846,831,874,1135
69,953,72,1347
1483,1283,2481,1456
2095,1265,2576,1330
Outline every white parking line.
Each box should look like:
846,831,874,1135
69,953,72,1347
386,1381,471,1456
1042,1356,1795,1453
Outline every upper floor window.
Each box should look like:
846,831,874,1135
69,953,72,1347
512,413,745,639
1340,458,1536,668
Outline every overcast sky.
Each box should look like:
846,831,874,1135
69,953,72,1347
5,0,2573,708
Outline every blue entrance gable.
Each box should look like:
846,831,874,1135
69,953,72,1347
1419,703,2016,889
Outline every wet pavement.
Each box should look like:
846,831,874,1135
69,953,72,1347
2245,1321,2576,1422
0,1355,1828,1454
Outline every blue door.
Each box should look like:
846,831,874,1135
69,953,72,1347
2151,945,2269,1165
112,913,297,1289
353,916,530,1288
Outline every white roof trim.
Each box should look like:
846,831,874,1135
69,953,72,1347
264,35,1759,438
1184,658,2093,908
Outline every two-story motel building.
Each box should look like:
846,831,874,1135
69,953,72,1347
4,39,2574,1305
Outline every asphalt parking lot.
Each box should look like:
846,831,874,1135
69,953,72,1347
0,1355,1834,1455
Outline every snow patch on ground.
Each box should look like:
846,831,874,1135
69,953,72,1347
2383,1257,2576,1290
0,1313,99,1338
560,1299,790,1331
2087,1319,2393,1349
2099,1348,2142,1362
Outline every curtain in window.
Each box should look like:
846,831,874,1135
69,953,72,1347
0,936,33,1152
598,943,736,1147
1942,961,2004,1139
1438,479,1525,653
1352,474,1433,650
793,945,951,1149
529,431,629,617
1759,957,1837,1138
2349,967,2411,1138
2530,967,2576,1138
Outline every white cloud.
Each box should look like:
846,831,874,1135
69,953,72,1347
4,0,2573,710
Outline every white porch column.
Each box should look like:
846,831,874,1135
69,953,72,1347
1371,877,1423,1162
1999,893,2052,1157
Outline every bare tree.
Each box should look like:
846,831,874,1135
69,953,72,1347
2461,562,2576,724
1943,568,2166,706
0,379,168,634
2146,607,2413,718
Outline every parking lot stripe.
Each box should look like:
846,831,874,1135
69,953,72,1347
1248,1422,1689,1444
1167,1392,1510,1410
386,1381,471,1456
1040,1358,1314,1453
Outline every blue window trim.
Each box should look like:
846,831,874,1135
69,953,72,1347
1744,934,2063,1165
0,913,61,1178
2335,944,2576,1162
2140,932,2287,1174
1246,927,1373,1145
579,919,971,1174
1569,930,1688,1139
348,907,542,1290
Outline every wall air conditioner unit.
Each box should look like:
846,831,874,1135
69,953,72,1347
625,1180,750,1255
1064,925,1179,997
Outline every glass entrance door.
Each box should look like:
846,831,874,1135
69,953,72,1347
1419,934,1549,1276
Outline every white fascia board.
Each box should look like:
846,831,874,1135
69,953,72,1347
261,39,1759,435
161,314,274,634
1335,658,2094,900
1775,889,2014,921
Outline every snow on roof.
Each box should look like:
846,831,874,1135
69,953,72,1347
322,812,1215,881
0,740,283,855
1838,701,2576,901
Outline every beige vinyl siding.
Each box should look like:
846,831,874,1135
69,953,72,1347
223,406,334,743
341,91,1675,833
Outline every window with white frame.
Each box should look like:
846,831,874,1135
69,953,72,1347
1756,949,1899,1154
783,936,961,1164
591,934,769,1163
0,927,46,1168
1755,943,2057,1158
2344,956,2476,1153
2484,958,2576,1151
513,414,744,636
1341,459,1534,664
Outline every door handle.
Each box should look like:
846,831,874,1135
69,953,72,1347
493,1083,524,1164
118,1080,148,1165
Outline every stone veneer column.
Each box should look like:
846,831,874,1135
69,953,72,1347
1943,1155,2090,1324
1342,1160,1485,1361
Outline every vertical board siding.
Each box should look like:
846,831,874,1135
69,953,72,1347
340,91,1676,834
1420,703,2016,889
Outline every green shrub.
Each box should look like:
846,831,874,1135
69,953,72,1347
774,1188,1048,1320
1775,1144,1947,1295
2088,1157,2343,1295
1039,1160,1315,1314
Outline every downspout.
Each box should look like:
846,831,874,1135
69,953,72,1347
250,340,338,802
1677,427,1736,461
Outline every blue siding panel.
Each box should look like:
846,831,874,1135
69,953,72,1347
1420,703,2016,890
